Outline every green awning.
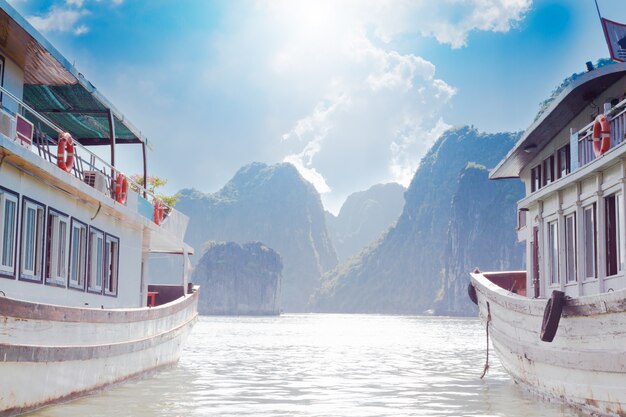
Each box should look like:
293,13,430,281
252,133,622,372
23,83,141,146
0,0,148,147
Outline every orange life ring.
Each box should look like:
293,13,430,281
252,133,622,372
153,199,164,225
115,173,128,204
592,114,611,157
57,132,74,173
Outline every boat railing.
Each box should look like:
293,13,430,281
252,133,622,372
577,98,626,166
0,85,173,225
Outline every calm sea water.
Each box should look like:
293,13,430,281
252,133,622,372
27,315,585,417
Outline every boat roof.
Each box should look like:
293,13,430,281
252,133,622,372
490,61,626,179
0,0,148,147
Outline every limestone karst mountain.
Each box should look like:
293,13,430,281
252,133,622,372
177,162,337,312
311,126,524,314
435,164,524,315
325,183,405,263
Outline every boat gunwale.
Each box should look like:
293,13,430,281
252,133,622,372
0,314,198,362
471,271,626,317
0,286,199,323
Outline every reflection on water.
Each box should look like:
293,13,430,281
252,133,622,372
27,315,585,417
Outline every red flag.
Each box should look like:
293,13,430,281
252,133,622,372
602,18,626,62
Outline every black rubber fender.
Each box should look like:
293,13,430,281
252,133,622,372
540,290,565,342
468,282,478,305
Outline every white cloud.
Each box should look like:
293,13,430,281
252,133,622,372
74,24,89,35
390,117,451,186
28,7,87,33
26,0,124,35
73,0,531,215
358,0,532,48
282,94,349,194
278,26,456,204
195,0,531,212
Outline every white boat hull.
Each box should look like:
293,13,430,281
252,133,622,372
0,287,199,416
471,272,626,417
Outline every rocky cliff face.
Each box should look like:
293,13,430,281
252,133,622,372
192,242,282,315
312,126,523,314
177,162,337,312
435,165,524,316
325,183,405,262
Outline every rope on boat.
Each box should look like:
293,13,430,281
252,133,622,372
480,302,491,379
91,202,102,220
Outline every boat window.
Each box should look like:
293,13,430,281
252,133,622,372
557,144,570,179
605,194,623,276
542,156,555,187
87,227,104,293
69,219,87,290
0,189,18,277
104,234,119,297
21,199,45,281
517,209,527,230
548,221,559,285
45,209,69,286
531,165,542,192
565,213,576,283
583,204,597,279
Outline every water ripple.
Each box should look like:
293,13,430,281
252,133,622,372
28,315,586,417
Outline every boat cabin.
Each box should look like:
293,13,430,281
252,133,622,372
0,1,192,308
492,61,626,299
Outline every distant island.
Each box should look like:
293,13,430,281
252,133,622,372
192,241,282,316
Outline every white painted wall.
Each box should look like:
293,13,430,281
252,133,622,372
518,74,626,299
0,159,144,308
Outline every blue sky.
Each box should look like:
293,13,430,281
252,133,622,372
7,0,626,213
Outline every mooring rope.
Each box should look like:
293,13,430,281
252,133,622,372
480,303,491,379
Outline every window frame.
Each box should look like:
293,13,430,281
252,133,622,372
531,165,542,192
542,155,555,187
605,193,623,277
547,220,559,285
104,233,120,297
45,208,70,287
583,203,597,280
87,226,105,294
19,197,45,282
68,218,88,291
557,144,571,179
0,186,18,279
564,212,577,283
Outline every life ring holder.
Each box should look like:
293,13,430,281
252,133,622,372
592,114,611,157
57,132,75,173
153,199,165,225
540,290,565,342
114,173,128,205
